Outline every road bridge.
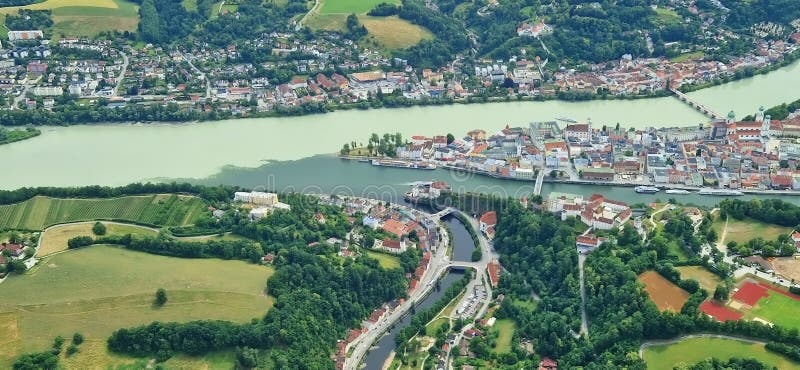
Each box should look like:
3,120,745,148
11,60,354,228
669,88,722,120
533,169,545,196
431,207,456,220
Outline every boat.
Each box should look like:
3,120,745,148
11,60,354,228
697,188,744,196
357,158,370,163
371,159,436,170
665,189,691,195
634,186,660,194
556,116,578,123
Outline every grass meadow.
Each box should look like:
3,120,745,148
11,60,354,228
0,194,206,230
713,216,792,245
643,337,799,370
492,319,515,354
318,0,398,14
0,245,274,369
37,222,158,256
676,265,722,293
365,250,401,269
0,0,138,37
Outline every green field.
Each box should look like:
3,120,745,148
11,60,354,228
676,265,721,293
319,0,398,14
670,51,706,63
0,245,274,368
643,337,799,370
492,319,515,354
0,194,206,230
0,0,139,37
652,7,681,26
365,250,401,269
713,216,792,245
37,222,158,256
750,291,800,329
425,317,449,336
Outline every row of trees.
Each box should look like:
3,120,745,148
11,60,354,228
0,182,238,206
719,198,800,228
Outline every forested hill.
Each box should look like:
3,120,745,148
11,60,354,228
133,0,307,46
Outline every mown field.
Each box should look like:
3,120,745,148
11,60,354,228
0,245,274,369
713,216,792,245
643,337,799,370
0,0,138,37
492,319,515,354
750,290,800,330
639,271,689,312
0,194,206,230
37,222,158,256
318,0,397,14
365,250,400,269
676,265,721,293
360,16,433,50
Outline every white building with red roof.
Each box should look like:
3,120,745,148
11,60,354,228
479,211,497,239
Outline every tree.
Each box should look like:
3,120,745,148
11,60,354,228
66,345,78,356
713,284,729,301
92,222,107,236
72,333,84,346
446,133,455,144
52,336,64,354
67,236,94,249
155,288,168,306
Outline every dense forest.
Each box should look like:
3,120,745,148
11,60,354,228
491,200,800,368
135,0,307,47
719,198,800,228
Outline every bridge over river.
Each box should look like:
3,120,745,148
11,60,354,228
669,87,723,120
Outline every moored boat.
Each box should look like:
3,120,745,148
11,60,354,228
634,186,660,194
371,159,436,170
697,188,743,196
665,189,691,194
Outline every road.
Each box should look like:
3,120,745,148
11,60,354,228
444,211,496,369
113,52,129,97
299,0,320,26
578,253,589,336
182,53,212,99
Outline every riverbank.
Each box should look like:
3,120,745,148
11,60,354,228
679,49,800,94
0,127,40,146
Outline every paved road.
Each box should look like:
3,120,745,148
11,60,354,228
578,253,589,336
113,52,129,97
182,53,212,99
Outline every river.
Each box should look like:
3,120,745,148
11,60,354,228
444,215,476,262
0,59,798,197
363,271,464,370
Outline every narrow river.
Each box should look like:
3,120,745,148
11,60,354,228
363,271,464,370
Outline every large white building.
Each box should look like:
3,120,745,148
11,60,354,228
234,191,278,206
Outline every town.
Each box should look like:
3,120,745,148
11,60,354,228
0,11,798,120
342,105,800,194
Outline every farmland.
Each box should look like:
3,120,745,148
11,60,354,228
0,0,139,37
318,0,398,15
360,16,433,50
638,271,690,312
0,194,206,230
643,336,799,370
676,265,721,293
0,245,274,369
37,221,158,256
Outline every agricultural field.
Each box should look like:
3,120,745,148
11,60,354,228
360,16,433,50
676,265,722,293
318,0,398,15
492,319,515,354
37,221,158,256
0,0,139,37
638,271,690,312
365,250,401,269
0,194,206,230
0,245,274,368
643,336,799,370
713,216,791,245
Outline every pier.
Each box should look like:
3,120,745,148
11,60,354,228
669,88,722,119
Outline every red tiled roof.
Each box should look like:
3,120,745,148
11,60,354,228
480,211,497,226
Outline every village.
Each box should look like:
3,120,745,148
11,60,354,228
0,18,797,117
345,104,800,194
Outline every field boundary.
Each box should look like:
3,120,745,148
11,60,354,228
35,220,161,257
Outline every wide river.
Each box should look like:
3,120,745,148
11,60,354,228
1,59,799,203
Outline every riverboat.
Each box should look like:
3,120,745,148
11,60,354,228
634,186,660,194
665,189,691,195
371,159,436,170
697,188,744,196
556,116,578,123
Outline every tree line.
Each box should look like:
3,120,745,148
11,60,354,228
719,198,800,228
0,182,238,205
